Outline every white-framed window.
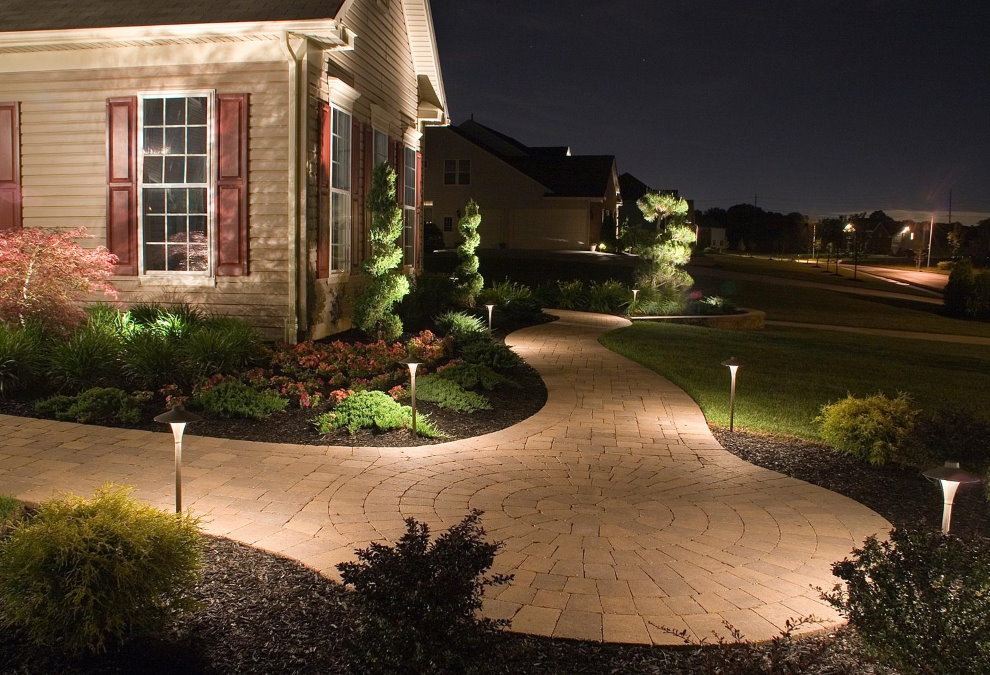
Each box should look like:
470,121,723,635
330,106,351,272
403,146,416,266
443,159,470,185
139,92,211,273
374,129,388,168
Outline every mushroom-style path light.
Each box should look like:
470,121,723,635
630,288,639,316
485,303,495,331
399,355,423,437
154,405,202,513
922,461,982,534
720,357,742,432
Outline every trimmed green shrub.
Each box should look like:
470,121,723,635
180,316,264,378
823,526,990,673
36,387,141,425
0,322,45,396
456,332,522,371
435,362,517,391
192,380,288,420
46,327,122,392
122,331,186,390
337,510,512,673
455,200,483,307
417,375,491,413
0,484,202,655
816,393,917,465
434,310,486,340
312,390,441,438
398,273,461,332
944,257,975,317
897,408,990,470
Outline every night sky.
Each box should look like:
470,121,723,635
430,0,990,224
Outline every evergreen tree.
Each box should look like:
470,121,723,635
354,164,409,340
633,192,696,293
455,200,483,307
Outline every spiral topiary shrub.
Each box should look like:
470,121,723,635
0,484,202,655
455,200,483,307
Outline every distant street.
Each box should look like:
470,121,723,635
855,266,947,293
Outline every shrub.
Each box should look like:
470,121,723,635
354,163,408,341
312,390,441,438
435,362,517,391
585,279,628,314
0,484,202,655
0,227,117,331
478,280,532,307
398,272,461,332
0,322,45,396
967,272,990,318
456,332,522,371
417,375,491,413
633,283,686,316
455,200,484,307
46,327,122,392
122,331,186,390
84,303,138,341
129,302,204,337
823,526,990,673
552,280,587,310
684,294,737,316
180,316,264,378
897,408,990,470
36,387,141,425
434,310,486,340
192,379,288,420
944,257,975,317
816,393,917,465
337,511,512,673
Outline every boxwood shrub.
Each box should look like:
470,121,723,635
816,393,917,465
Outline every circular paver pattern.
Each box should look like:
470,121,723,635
0,310,889,645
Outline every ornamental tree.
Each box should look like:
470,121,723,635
354,163,409,341
455,200,483,307
633,192,696,293
0,227,117,330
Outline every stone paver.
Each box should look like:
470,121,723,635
0,310,889,643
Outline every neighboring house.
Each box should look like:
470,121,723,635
423,119,620,251
0,0,448,340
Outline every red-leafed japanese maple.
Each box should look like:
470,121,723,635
0,228,118,330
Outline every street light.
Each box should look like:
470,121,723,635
154,405,202,513
399,355,423,437
843,223,858,280
485,303,495,331
922,461,982,534
630,288,639,316
721,357,742,432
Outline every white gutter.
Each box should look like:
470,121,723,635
280,32,308,343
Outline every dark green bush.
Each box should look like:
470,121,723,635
434,310,486,340
967,272,990,318
398,273,461,332
338,510,512,673
129,302,203,338
816,393,917,465
456,333,522,371
478,280,544,324
0,322,45,396
417,375,491,413
0,484,202,655
192,380,288,420
35,387,142,425
585,279,628,313
435,362,517,391
84,303,138,340
46,328,122,392
122,331,186,389
180,317,264,378
823,526,990,673
312,390,441,437
944,257,975,317
897,408,990,470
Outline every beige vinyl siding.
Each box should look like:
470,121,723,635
0,59,292,338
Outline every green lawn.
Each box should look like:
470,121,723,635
599,322,990,438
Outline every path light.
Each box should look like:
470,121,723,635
399,355,423,437
630,288,639,316
485,303,495,331
721,357,742,432
923,461,982,534
154,406,202,513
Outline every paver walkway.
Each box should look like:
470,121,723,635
0,310,889,644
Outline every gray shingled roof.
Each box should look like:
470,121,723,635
1,0,346,31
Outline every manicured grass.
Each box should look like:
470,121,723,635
599,322,990,438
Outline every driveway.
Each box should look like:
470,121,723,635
0,310,889,644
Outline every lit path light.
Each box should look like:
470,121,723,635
154,406,201,513
399,355,423,437
630,288,639,316
721,357,742,431
923,461,981,534
485,303,495,331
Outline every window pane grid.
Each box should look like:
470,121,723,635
329,107,352,272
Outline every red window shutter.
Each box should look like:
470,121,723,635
0,102,21,232
106,97,138,274
316,102,331,278
216,94,249,276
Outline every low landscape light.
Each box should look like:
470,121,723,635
399,355,423,437
485,303,495,330
630,288,639,316
154,406,202,513
922,461,981,534
720,357,742,431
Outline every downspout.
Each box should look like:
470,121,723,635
280,32,308,343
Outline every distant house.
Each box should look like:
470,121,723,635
0,0,448,340
423,119,620,251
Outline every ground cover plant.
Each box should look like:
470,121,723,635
312,390,443,438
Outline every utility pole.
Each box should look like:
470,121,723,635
948,189,953,225
927,214,934,268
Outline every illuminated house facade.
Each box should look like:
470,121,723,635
0,0,448,340
424,119,621,251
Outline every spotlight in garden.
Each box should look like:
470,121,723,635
485,303,495,331
922,461,981,534
154,405,202,513
720,357,742,432
630,288,639,316
399,355,423,437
